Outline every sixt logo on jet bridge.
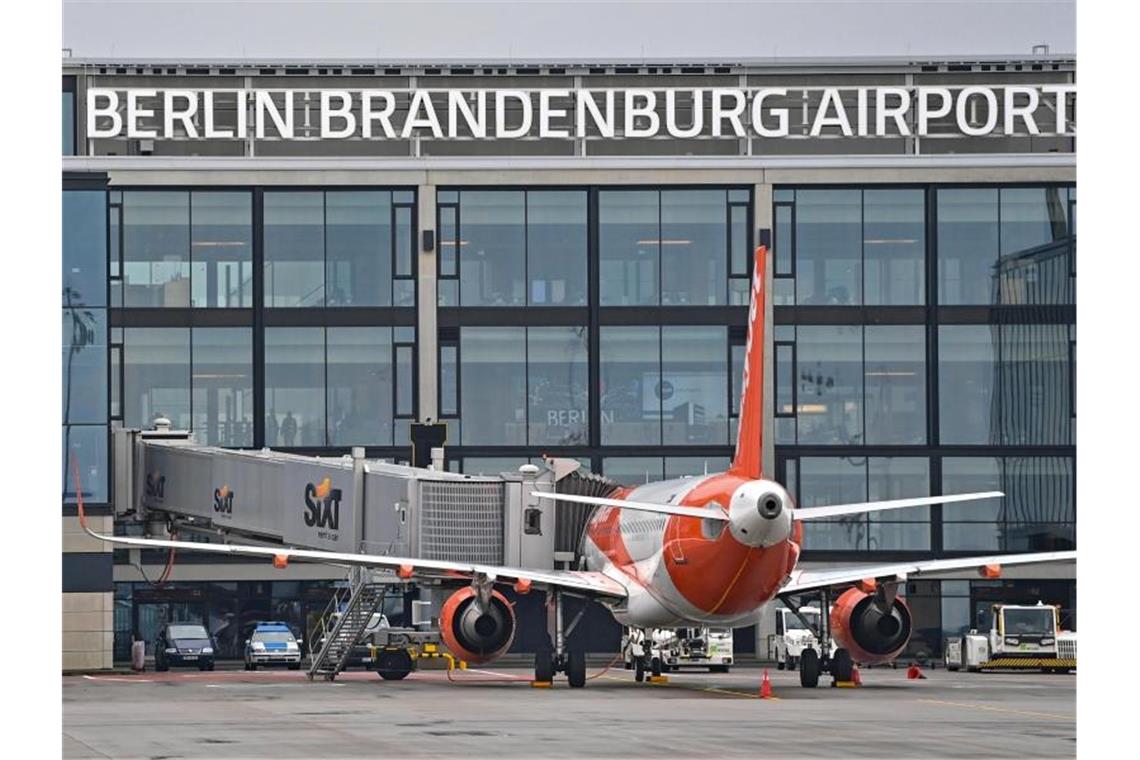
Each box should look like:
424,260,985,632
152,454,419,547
304,477,342,537
213,484,234,518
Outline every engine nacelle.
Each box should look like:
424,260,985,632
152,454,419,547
439,587,516,665
830,586,912,665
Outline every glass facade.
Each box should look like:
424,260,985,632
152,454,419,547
776,184,1075,557
63,188,109,504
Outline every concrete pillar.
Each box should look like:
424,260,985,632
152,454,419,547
753,180,776,479
62,514,114,670
417,184,438,422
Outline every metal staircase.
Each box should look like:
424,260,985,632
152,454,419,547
307,567,385,681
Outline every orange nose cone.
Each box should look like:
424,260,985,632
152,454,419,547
314,477,332,499
273,554,289,569
979,564,1002,579
398,564,415,580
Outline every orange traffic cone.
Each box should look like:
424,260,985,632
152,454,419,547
851,664,862,686
906,663,927,680
760,668,773,699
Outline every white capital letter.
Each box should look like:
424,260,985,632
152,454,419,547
1004,86,1041,135
624,89,659,137
576,90,614,138
402,91,444,138
955,86,999,136
665,90,703,138
917,87,952,135
254,91,292,139
163,90,199,138
875,87,911,136
539,89,571,138
321,90,356,138
495,90,533,138
87,89,122,138
448,90,487,138
127,89,158,138
810,88,853,136
751,89,788,137
711,88,746,137
361,91,396,138
1041,85,1076,135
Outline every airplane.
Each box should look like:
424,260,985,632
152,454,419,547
76,244,1076,689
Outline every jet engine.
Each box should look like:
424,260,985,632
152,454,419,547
439,587,516,665
829,586,912,665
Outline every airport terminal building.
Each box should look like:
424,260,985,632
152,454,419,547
61,55,1076,669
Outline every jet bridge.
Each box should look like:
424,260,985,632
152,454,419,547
113,427,564,569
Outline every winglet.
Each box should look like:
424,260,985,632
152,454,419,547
731,245,767,479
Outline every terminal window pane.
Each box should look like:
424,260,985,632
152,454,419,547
662,326,729,444
867,458,930,551
602,457,664,486
527,326,589,446
1002,456,1075,546
440,344,458,418
942,457,1002,551
190,192,253,308
998,187,1073,305
459,191,526,306
264,327,325,446
599,191,659,306
795,326,863,445
63,425,108,504
326,191,392,307
527,191,587,306
396,345,414,417
864,326,926,444
799,457,867,551
665,456,731,479
459,327,526,445
661,190,727,306
937,188,999,305
327,327,393,445
264,193,325,307
999,324,1073,446
191,328,253,447
124,327,191,430
62,308,108,426
795,190,861,306
938,325,998,445
863,189,925,305
122,192,191,308
63,190,108,308
63,86,75,155
600,326,661,444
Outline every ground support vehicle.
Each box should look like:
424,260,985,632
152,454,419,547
945,602,1076,672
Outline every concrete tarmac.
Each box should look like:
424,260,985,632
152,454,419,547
63,663,1075,758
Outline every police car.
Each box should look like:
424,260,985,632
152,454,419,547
243,622,303,670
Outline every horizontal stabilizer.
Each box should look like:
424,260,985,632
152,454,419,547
792,491,1004,521
532,491,730,521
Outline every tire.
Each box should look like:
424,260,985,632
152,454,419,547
248,663,258,672
710,665,729,674
776,660,785,671
634,657,646,682
535,650,555,683
831,648,853,682
288,663,300,670
787,655,797,672
650,657,663,677
376,649,414,680
198,661,209,672
155,656,168,673
799,648,820,688
567,650,586,688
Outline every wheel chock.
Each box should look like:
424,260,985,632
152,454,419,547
648,675,669,683
530,680,553,688
832,680,857,688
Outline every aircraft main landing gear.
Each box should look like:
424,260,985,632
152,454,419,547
535,590,588,688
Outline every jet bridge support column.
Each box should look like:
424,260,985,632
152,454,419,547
352,446,365,552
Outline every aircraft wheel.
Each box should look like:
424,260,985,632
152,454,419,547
776,659,785,671
567,650,586,688
376,649,414,680
534,650,555,683
634,657,646,682
650,657,663,677
799,648,820,688
831,648,853,682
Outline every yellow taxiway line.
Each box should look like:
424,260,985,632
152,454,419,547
918,698,1074,721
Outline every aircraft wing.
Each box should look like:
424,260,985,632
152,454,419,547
780,550,1076,595
77,500,628,601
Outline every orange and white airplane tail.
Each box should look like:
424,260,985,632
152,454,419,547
730,245,767,479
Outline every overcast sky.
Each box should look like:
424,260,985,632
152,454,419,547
62,0,1074,61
